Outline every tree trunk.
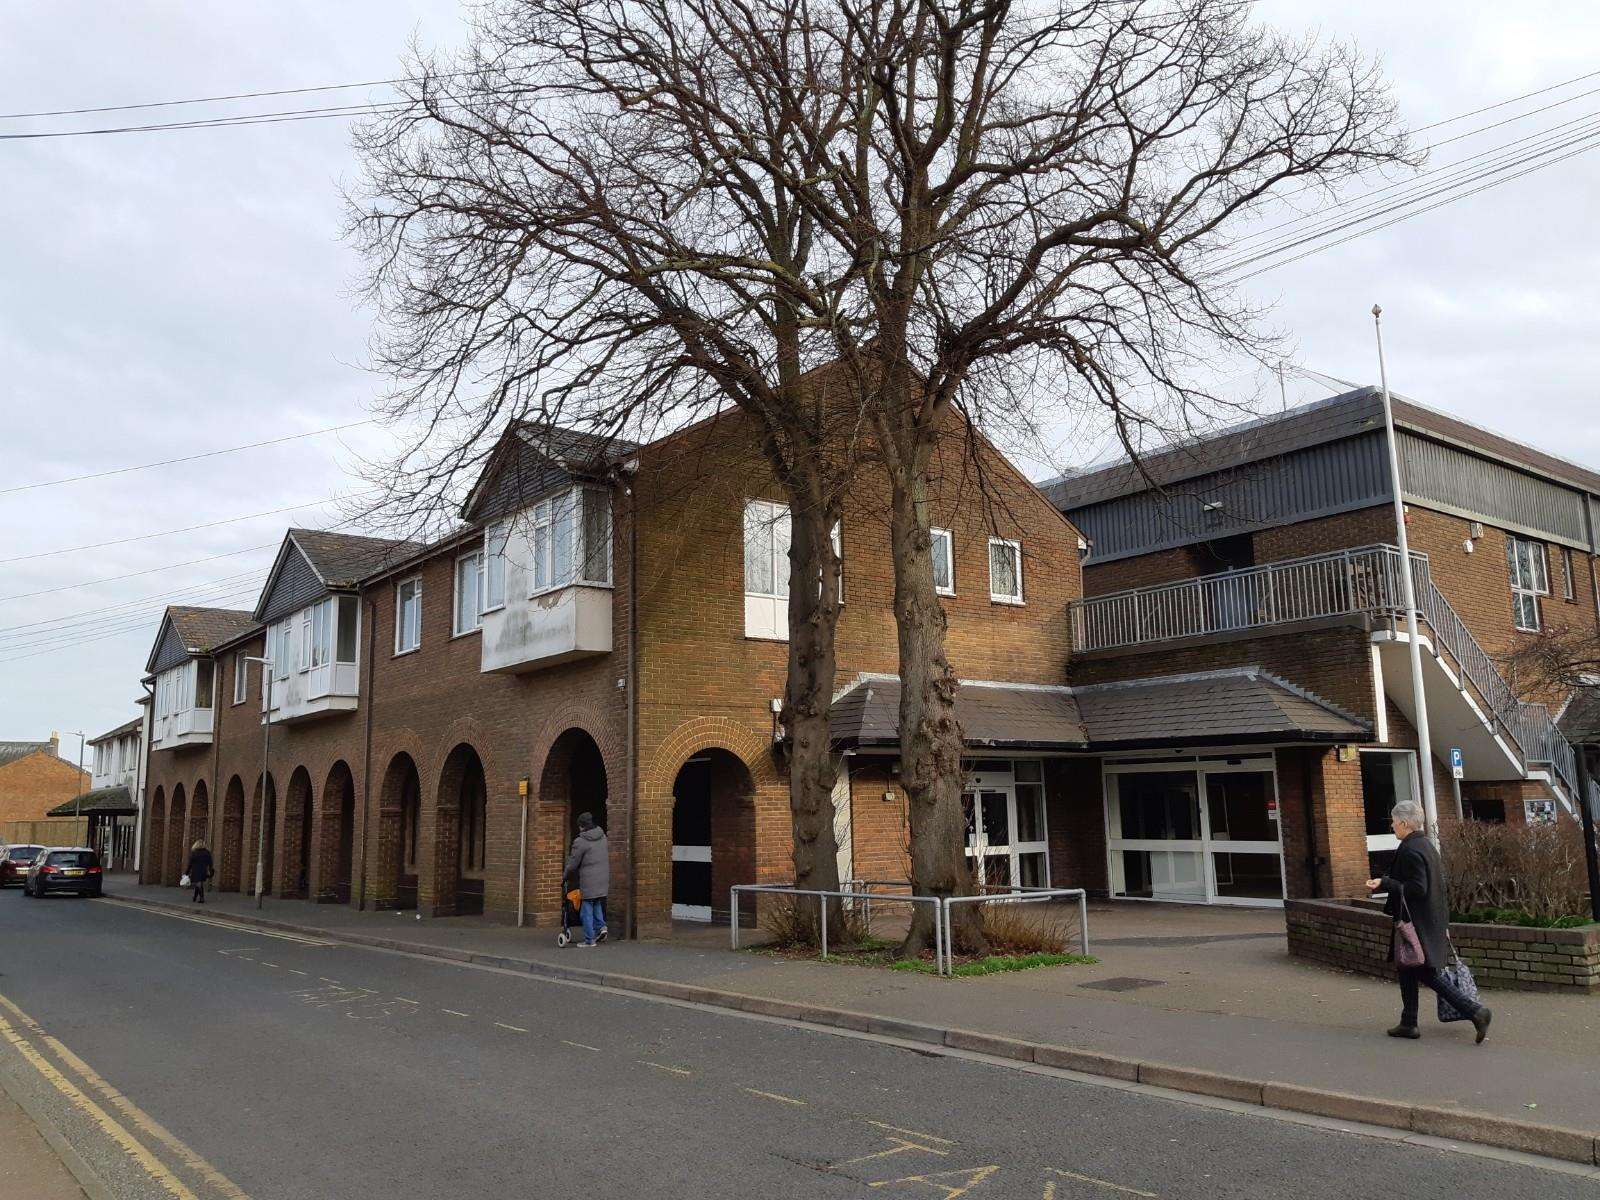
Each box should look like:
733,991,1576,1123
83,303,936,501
888,457,987,958
784,488,845,943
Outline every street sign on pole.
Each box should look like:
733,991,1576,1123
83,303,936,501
1450,748,1464,780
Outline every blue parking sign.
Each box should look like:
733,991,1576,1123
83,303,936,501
1450,747,1464,780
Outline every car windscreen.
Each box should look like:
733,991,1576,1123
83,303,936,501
8,846,42,861
46,851,97,867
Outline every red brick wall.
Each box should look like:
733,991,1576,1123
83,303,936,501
0,748,88,825
1044,757,1108,894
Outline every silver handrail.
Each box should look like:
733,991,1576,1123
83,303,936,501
729,883,946,975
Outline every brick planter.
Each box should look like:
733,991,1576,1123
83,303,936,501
1286,898,1600,994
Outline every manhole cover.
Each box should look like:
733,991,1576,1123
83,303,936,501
1079,976,1165,992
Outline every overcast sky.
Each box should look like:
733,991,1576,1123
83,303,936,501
3,0,1598,751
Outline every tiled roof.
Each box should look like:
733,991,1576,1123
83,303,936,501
167,607,256,653
0,740,53,769
514,422,640,469
48,786,136,817
1557,687,1600,745
289,529,426,587
1071,668,1368,748
828,668,1366,752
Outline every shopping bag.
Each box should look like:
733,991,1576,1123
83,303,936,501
179,873,191,887
1437,957,1480,1023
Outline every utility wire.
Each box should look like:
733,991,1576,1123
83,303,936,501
0,568,269,635
0,419,373,495
0,72,472,120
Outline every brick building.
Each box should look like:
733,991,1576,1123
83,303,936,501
1046,386,1600,904
0,736,89,828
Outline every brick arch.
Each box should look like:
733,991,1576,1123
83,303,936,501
188,778,210,854
432,741,490,916
220,776,246,891
530,701,622,782
144,787,166,885
318,760,356,904
373,750,423,910
279,765,315,899
166,784,188,887
645,716,778,800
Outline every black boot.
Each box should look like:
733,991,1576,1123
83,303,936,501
1472,1007,1492,1044
1387,1024,1420,1039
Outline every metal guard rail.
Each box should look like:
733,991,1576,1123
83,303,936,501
729,884,947,975
940,887,1089,977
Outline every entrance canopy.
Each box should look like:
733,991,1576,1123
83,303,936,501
48,785,137,817
829,668,1367,753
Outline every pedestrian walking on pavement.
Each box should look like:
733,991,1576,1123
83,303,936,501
564,812,609,947
1366,800,1492,1044
185,841,214,904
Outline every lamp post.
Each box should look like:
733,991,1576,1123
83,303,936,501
1373,305,1440,841
243,655,273,909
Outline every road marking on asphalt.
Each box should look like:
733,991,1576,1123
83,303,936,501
114,902,333,945
837,1137,951,1167
318,977,341,984
639,1060,692,1076
1046,1168,1156,1198
394,997,420,1005
442,1009,471,1018
562,1040,601,1051
866,1121,956,1146
259,962,278,969
867,1165,998,1196
0,1001,198,1200
494,1022,529,1033
288,969,307,976
743,1088,806,1106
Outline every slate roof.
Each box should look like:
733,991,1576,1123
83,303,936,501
830,677,1089,751
1070,668,1368,748
48,786,136,817
1557,687,1600,745
167,606,256,653
828,669,1366,751
461,421,640,524
0,740,54,769
1045,386,1600,511
89,716,143,745
290,529,425,587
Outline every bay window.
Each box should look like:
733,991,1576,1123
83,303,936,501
531,488,612,595
483,520,508,611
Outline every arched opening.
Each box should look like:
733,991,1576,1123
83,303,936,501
167,784,188,887
280,767,314,899
249,773,277,897
669,749,756,925
376,753,420,910
220,776,245,891
145,788,166,886
319,761,356,904
437,744,487,916
189,779,210,860
539,728,609,840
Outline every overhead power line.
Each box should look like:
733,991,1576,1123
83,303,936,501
0,419,373,495
0,72,471,120
0,568,269,635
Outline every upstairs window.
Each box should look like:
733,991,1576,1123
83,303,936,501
455,550,484,635
932,528,955,596
744,499,791,640
1507,535,1548,632
532,488,613,594
395,577,423,654
193,661,213,709
483,520,508,611
233,652,247,704
1560,546,1576,601
336,595,359,663
988,538,1024,605
310,598,334,668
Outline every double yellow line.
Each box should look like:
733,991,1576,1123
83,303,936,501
0,991,249,1200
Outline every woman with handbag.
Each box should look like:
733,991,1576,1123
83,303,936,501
184,840,214,905
1366,800,1492,1043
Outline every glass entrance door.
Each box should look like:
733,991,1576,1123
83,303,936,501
1202,769,1284,902
961,760,1051,889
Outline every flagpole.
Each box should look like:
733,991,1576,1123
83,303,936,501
1373,304,1440,841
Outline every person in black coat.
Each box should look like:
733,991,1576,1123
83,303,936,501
1365,800,1492,1043
185,841,214,904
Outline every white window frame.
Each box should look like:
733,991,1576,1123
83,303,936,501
988,537,1024,605
395,576,423,655
454,550,484,636
932,527,955,596
298,608,312,672
482,520,508,613
530,487,613,598
1561,546,1576,601
232,652,247,705
1507,535,1548,632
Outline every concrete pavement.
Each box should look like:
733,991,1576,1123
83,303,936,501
104,882,1600,1139
0,1089,90,1200
4,890,1597,1199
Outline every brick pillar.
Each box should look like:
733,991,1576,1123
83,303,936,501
1309,748,1368,898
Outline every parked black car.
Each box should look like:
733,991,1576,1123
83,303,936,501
23,848,103,898
1,843,44,888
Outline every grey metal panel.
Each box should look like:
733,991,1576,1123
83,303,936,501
1069,433,1393,562
149,619,193,674
1399,432,1588,546
258,542,327,624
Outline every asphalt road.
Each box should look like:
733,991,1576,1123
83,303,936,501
0,890,1591,1200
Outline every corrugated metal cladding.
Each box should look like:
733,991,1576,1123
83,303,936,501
149,620,193,674
257,542,328,624
1069,433,1392,562
1399,433,1590,547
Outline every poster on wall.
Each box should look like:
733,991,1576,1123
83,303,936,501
1524,798,1558,826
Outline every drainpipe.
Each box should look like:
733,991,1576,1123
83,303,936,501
209,657,222,855
625,470,640,941
1575,744,1600,923
356,597,377,910
1299,750,1320,898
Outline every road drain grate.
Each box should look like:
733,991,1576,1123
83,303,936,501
1078,976,1166,992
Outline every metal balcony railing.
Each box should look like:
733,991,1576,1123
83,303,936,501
1069,544,1579,808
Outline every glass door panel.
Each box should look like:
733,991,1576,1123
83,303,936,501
1107,771,1205,901
1201,770,1283,903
